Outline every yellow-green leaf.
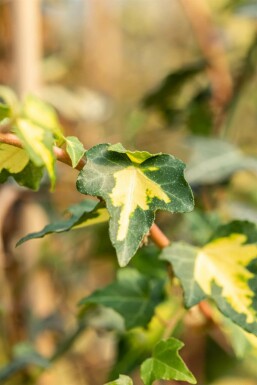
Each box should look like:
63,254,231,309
0,143,29,173
22,94,64,144
77,143,194,266
105,375,133,385
15,118,56,189
161,231,257,335
65,136,85,168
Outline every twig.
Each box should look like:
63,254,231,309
0,133,86,171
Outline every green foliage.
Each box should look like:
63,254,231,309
65,136,85,168
76,143,194,266
105,375,133,385
79,268,165,329
140,338,196,385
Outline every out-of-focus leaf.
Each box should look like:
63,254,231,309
105,375,133,385
65,136,86,168
225,0,257,17
185,137,257,185
0,103,10,122
0,343,50,382
210,220,257,244
79,268,165,330
0,85,19,118
140,338,196,385
17,199,108,246
22,94,64,144
161,224,257,335
186,88,213,136
142,61,205,110
109,300,181,379
76,143,194,266
0,161,44,190
15,118,56,189
0,143,29,173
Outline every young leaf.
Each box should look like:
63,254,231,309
16,199,108,246
79,268,165,329
161,231,257,335
0,143,29,173
0,85,19,118
105,375,133,385
65,136,85,168
22,94,64,144
140,338,196,385
15,118,56,189
76,143,194,266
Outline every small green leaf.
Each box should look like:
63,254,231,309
161,228,257,335
0,161,44,190
140,338,196,385
0,143,29,173
0,86,19,118
16,199,107,246
22,94,64,143
105,375,133,385
76,143,194,266
79,268,164,329
0,103,10,122
15,118,56,189
65,136,85,168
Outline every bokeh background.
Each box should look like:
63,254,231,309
1,0,257,384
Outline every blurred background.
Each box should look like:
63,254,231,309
2,0,257,384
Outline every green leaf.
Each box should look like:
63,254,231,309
15,118,56,189
0,161,44,190
0,85,19,118
76,143,194,266
140,338,196,385
79,268,164,329
160,229,257,335
22,94,64,144
16,199,108,246
0,143,29,173
0,103,10,122
65,136,86,168
105,375,133,385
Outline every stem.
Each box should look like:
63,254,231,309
0,133,86,171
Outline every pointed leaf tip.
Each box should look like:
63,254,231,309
77,143,194,266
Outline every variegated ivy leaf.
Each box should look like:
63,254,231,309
15,118,56,190
76,143,194,266
140,338,196,385
161,226,257,335
104,375,133,385
22,95,64,145
65,136,86,168
17,199,108,246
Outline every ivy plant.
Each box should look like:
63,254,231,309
1,86,257,384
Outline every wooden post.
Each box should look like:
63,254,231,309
12,0,42,97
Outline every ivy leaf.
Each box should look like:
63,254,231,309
22,94,64,144
16,199,108,246
0,144,43,190
140,338,196,385
161,229,257,335
65,136,86,168
79,268,165,329
105,375,133,385
76,143,194,266
0,143,29,173
15,118,56,189
0,85,19,119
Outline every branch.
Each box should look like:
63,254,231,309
0,133,170,249
0,133,86,171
